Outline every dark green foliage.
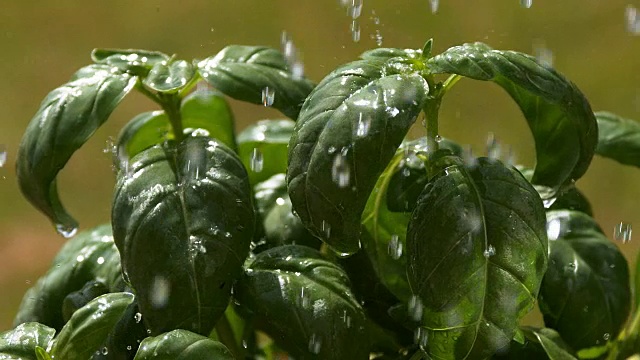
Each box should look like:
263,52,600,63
10,40,640,360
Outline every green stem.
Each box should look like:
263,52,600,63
607,307,640,359
159,93,184,141
216,313,242,358
423,96,442,154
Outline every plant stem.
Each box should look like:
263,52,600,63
607,307,640,359
216,313,242,359
158,93,184,141
423,96,442,154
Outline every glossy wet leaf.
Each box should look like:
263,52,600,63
14,225,124,331
594,111,640,168
516,167,592,216
51,292,134,360
253,174,320,250
494,327,577,360
359,47,423,62
234,245,370,359
61,280,109,322
287,56,429,254
539,210,630,350
197,45,315,119
112,136,254,336
16,65,136,231
408,154,548,359
181,88,237,151
91,48,170,77
143,60,195,93
238,119,294,185
93,301,148,360
0,323,55,360
428,42,598,189
361,150,412,301
134,329,234,360
34,347,52,360
117,111,171,159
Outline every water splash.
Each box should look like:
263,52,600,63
486,132,501,160
483,244,496,258
533,40,554,67
614,222,632,243
250,148,264,173
408,295,424,322
261,87,275,106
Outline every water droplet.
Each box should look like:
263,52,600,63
134,312,142,323
308,333,322,354
25,280,31,285
56,224,78,238
331,154,350,188
520,0,532,8
603,333,611,341
626,5,640,34
388,234,403,259
250,148,264,173
101,347,108,355
300,287,311,308
435,135,442,142
429,0,439,13
408,295,424,322
463,145,477,168
150,276,170,309
127,345,132,351
414,327,429,348
261,87,275,106
483,244,496,258
292,61,304,79
349,0,363,18
614,222,632,243
97,257,105,265
583,305,589,312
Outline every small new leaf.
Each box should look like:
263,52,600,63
143,60,196,93
134,329,234,360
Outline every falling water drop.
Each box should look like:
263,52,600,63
388,234,403,259
56,224,78,238
321,220,331,239
261,87,275,106
429,0,439,13
533,40,554,67
414,327,429,348
308,333,322,354
626,5,640,34
462,145,477,168
614,222,632,243
150,276,171,309
101,347,109,355
408,295,424,322
355,113,371,137
0,144,6,168
486,133,501,160
520,0,532,8
250,148,264,173
134,312,142,323
351,20,361,42
331,154,351,188
603,333,611,341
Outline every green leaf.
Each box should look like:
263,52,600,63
117,110,171,159
361,150,412,302
287,56,430,255
238,119,294,186
0,323,55,360
181,88,237,151
234,245,370,359
16,65,137,232
408,153,548,359
197,45,315,119
61,280,110,322
428,42,598,189
516,166,593,216
14,224,124,331
91,48,170,77
595,111,640,168
494,327,577,360
143,60,196,93
253,174,320,250
92,301,148,360
539,210,630,350
112,136,255,336
34,347,52,360
359,47,423,62
51,292,134,360
133,329,234,360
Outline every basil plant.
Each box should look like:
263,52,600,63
6,39,640,359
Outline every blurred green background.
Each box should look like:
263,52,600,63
1,1,639,330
